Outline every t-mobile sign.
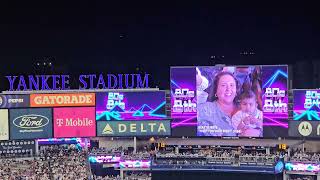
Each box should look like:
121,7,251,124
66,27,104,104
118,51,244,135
53,107,96,138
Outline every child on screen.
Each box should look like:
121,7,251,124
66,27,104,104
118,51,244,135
232,90,263,137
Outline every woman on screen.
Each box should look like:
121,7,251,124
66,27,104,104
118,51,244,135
197,71,240,136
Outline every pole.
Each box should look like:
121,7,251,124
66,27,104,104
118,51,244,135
35,140,39,156
133,137,137,154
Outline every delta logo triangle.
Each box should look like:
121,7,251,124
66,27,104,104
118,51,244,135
102,124,114,135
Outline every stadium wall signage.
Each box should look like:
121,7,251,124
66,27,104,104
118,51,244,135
289,121,320,138
97,120,171,136
0,109,9,140
30,93,95,107
5,73,150,91
0,95,30,108
53,107,96,138
9,108,53,139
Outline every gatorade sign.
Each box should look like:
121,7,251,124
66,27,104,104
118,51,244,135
97,120,171,136
30,93,95,107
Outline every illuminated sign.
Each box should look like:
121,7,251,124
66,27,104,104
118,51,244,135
106,92,125,110
261,65,288,137
0,109,9,140
89,155,121,163
304,90,320,108
96,91,166,120
30,93,95,107
263,88,287,113
285,162,320,172
293,89,320,120
5,74,149,91
119,160,151,168
289,121,320,138
97,120,171,136
0,95,30,108
9,108,53,139
53,107,96,138
278,144,287,150
172,88,196,113
170,67,197,136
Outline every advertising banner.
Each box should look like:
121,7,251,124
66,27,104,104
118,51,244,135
119,160,151,168
261,65,288,137
170,65,288,137
285,162,320,172
288,121,320,138
293,89,320,120
0,95,30,108
9,108,53,139
30,93,95,107
97,120,171,136
53,107,96,138
0,109,9,140
96,91,166,121
0,140,35,155
170,67,197,136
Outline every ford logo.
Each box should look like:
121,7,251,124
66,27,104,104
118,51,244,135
13,114,49,129
0,96,3,106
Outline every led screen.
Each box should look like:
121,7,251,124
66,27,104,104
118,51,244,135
261,65,288,137
96,91,166,121
289,89,320,138
170,67,197,136
285,162,320,172
170,65,288,137
293,89,320,121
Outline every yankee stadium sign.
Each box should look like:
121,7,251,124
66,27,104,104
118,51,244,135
5,73,150,91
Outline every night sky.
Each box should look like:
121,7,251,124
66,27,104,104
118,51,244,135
0,1,319,90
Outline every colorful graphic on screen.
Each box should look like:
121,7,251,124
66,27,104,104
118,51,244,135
196,66,263,137
261,65,288,137
53,107,96,138
285,162,320,172
170,67,197,131
119,160,151,169
293,89,320,121
96,91,166,120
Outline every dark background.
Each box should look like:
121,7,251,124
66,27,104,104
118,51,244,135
0,1,319,90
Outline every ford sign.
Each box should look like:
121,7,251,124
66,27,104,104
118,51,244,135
13,114,49,129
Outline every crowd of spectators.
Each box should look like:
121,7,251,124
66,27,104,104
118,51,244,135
289,151,320,163
0,157,50,180
0,144,91,180
155,147,278,167
41,145,90,180
0,143,319,179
